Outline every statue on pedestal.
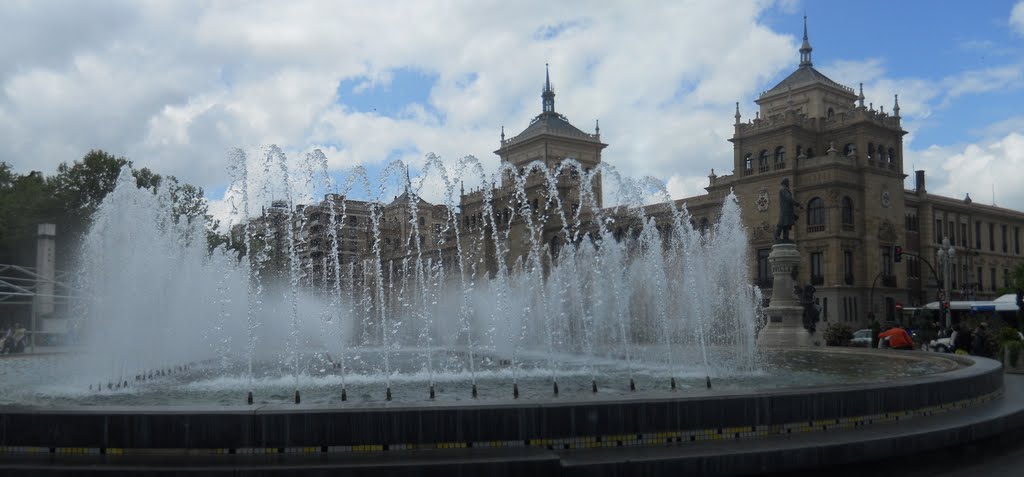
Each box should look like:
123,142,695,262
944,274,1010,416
774,178,802,243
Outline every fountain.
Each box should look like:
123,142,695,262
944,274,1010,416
0,148,1011,475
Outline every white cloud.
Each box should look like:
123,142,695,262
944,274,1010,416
1012,1,1024,35
904,131,1024,211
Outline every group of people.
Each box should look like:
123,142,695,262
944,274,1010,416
0,323,27,354
933,322,998,358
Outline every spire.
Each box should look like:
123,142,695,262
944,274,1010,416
858,83,865,108
500,125,505,142
542,63,555,113
734,102,741,124
595,119,600,135
404,163,411,194
893,94,901,117
799,16,813,67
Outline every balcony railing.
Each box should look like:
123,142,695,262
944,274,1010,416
807,224,825,233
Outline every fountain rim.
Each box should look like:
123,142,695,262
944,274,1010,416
0,347,990,413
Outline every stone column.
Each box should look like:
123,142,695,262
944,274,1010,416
757,243,817,347
35,223,56,316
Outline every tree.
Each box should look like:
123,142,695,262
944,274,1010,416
0,167,57,265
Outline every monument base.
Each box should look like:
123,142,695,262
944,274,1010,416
757,307,819,347
756,242,820,348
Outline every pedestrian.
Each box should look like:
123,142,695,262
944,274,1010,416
971,322,994,358
878,322,914,350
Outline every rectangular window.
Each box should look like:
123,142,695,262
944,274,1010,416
881,247,892,276
757,249,772,286
1002,225,1008,253
811,252,824,285
991,268,997,291
1016,227,1021,255
978,267,983,290
844,250,854,285
949,222,956,246
961,223,967,248
990,223,996,251
976,222,982,249
935,219,943,244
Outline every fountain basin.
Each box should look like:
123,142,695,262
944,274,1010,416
0,349,1001,453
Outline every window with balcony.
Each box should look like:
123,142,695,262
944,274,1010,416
774,146,786,169
758,150,769,173
935,219,943,244
976,221,982,249
990,223,996,251
744,154,753,175
948,222,956,246
807,198,825,232
1002,225,1008,253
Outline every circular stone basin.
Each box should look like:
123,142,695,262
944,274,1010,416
0,348,1002,454
0,348,956,407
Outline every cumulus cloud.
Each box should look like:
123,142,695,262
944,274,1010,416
1012,1,1024,35
906,132,1024,210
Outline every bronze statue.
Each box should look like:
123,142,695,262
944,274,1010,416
774,178,802,242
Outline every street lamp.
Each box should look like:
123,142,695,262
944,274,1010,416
937,236,956,328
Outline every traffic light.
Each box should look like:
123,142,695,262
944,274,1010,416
893,245,903,263
941,301,950,311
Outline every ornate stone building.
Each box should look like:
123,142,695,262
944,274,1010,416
677,20,1024,328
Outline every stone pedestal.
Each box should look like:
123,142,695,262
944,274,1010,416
757,243,818,347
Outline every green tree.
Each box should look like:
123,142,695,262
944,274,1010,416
0,167,57,264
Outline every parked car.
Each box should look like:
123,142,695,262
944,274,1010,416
851,329,873,347
926,337,954,353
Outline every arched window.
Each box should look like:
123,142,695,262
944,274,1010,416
550,235,561,259
888,147,896,163
744,153,753,175
418,216,425,227
841,196,854,228
774,146,786,169
843,143,856,157
807,197,825,232
758,150,769,172
867,143,875,160
827,108,835,119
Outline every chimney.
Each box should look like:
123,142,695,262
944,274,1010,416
915,170,926,194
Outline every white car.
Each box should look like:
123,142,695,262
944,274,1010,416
851,329,873,347
926,337,954,353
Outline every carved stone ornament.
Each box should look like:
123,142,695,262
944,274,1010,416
881,187,892,208
751,221,772,241
878,218,898,243
756,189,770,212
827,188,840,206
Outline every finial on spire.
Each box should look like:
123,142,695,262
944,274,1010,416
893,94,901,117
799,16,813,67
501,125,505,142
595,119,600,134
858,83,865,108
404,163,412,193
541,64,555,113
734,102,741,124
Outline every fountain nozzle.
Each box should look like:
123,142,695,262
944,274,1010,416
294,390,301,404
247,391,253,405
706,376,712,389
671,377,677,390
429,384,435,400
513,383,520,399
386,387,392,401
592,380,598,393
629,378,636,391
341,387,347,402
471,383,478,398
553,381,559,396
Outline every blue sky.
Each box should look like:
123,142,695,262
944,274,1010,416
0,1,1022,225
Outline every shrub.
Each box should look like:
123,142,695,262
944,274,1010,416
824,323,853,347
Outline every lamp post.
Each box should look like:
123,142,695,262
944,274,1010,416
937,236,956,328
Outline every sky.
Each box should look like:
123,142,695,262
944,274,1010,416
1,0,1023,231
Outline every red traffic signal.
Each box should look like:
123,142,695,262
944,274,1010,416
941,301,950,310
893,245,903,263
